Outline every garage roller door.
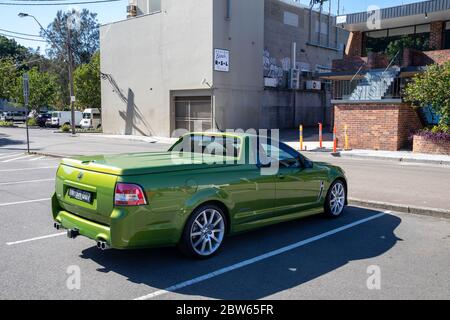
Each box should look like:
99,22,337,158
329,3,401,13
175,96,212,132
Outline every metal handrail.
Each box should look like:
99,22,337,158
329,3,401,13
350,62,367,83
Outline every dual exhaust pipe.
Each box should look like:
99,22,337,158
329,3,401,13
53,222,109,250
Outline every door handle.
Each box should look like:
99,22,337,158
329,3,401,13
277,174,285,180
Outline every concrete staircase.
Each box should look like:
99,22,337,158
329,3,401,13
349,68,400,101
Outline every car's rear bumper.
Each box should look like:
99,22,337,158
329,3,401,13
55,210,111,244
51,194,181,249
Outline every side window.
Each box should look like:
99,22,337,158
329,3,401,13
261,141,301,168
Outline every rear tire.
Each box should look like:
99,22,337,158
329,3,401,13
178,204,226,259
324,180,346,218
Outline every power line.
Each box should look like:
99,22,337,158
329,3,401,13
0,28,43,38
0,0,123,5
0,32,47,42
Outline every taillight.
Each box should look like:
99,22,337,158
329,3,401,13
114,183,147,206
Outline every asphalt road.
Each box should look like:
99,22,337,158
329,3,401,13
0,149,449,300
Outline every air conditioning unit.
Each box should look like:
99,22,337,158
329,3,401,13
289,69,300,90
306,80,322,91
127,5,137,18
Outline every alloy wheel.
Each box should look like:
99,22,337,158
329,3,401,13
190,209,225,256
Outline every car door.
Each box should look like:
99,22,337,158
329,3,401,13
262,141,326,216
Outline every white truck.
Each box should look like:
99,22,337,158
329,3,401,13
79,108,101,129
50,111,83,127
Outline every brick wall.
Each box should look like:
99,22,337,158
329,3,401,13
345,31,363,57
403,48,450,67
334,103,423,151
413,135,450,155
430,21,444,50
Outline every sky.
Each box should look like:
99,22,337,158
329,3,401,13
0,0,426,52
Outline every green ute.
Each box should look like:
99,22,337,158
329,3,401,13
52,133,348,259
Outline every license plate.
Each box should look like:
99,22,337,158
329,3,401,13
68,188,92,204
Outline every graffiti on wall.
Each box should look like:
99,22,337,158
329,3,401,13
263,49,290,87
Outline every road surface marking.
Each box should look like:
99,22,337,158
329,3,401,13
0,198,51,207
134,212,389,300
0,166,56,173
6,232,66,246
30,156,46,161
2,155,34,163
0,179,53,186
0,153,22,160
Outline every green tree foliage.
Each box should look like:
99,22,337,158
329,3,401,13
385,35,430,61
0,36,29,61
43,9,100,66
13,68,60,111
404,61,450,130
42,9,100,109
73,52,100,109
0,59,18,100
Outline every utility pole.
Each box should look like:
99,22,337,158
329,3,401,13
67,27,76,135
19,12,77,135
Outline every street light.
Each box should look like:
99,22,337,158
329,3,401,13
19,12,76,136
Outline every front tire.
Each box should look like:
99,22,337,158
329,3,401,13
178,204,226,259
324,180,346,218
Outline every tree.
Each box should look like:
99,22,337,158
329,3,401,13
0,35,29,61
0,59,18,100
42,9,100,110
73,52,101,109
404,61,450,130
13,68,60,111
43,9,100,66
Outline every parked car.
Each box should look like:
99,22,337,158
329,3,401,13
50,111,83,127
1,111,26,122
36,113,52,127
52,132,348,259
0,112,10,121
79,108,101,129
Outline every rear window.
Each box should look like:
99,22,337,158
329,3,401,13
170,134,242,158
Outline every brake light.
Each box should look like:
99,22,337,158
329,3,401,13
114,183,147,206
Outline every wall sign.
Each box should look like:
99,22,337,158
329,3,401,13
214,49,230,72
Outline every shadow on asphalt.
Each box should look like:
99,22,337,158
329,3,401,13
80,206,402,299
0,132,25,147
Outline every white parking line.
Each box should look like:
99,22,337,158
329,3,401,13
0,166,56,173
134,211,389,300
2,155,34,163
0,179,53,186
30,156,46,161
6,232,66,246
0,198,51,207
0,153,22,160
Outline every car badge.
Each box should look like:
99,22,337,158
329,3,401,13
77,172,84,180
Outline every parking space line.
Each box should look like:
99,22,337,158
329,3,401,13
6,232,66,246
30,156,46,161
0,153,23,160
0,179,54,186
134,211,389,300
0,166,56,173
0,198,51,207
2,155,34,163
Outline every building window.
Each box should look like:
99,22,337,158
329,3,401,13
364,24,431,56
444,21,450,50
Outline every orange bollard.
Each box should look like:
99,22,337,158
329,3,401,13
333,126,337,153
299,125,303,151
318,123,323,149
